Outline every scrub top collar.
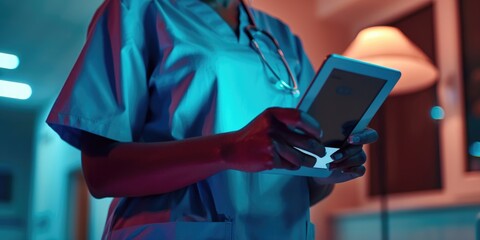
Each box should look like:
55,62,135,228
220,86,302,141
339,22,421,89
178,0,251,44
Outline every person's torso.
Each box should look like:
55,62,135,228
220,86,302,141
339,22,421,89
106,1,315,239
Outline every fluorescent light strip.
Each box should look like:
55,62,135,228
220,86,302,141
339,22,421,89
0,52,20,70
0,79,32,100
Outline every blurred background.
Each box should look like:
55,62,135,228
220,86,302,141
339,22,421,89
0,0,479,239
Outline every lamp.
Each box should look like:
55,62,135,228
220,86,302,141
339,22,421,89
343,26,440,240
343,26,438,95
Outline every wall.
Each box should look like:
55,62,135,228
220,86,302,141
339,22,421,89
0,105,36,240
30,104,110,240
318,0,480,207
0,101,110,240
30,105,80,240
252,0,351,69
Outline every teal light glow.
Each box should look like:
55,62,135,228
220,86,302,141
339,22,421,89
430,106,445,120
0,52,20,69
0,79,32,100
470,141,480,157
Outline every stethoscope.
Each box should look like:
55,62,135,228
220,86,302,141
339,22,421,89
239,0,301,97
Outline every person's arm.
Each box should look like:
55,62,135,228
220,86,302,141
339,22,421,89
81,130,234,198
80,107,325,198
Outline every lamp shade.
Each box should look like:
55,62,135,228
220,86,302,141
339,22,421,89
343,26,438,95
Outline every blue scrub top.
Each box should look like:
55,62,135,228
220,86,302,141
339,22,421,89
47,0,319,239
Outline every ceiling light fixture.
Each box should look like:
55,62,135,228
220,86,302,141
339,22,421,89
0,52,20,70
0,79,32,100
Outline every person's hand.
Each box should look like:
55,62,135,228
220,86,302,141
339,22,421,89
223,107,326,172
312,128,378,185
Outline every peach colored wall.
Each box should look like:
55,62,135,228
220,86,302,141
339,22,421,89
252,0,351,69
333,0,480,208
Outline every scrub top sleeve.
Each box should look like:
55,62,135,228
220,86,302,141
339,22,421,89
46,0,155,149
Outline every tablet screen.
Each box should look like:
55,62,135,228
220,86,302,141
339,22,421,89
267,54,400,177
307,68,386,148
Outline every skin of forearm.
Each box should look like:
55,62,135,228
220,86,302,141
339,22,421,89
81,132,235,198
80,133,334,203
80,108,336,199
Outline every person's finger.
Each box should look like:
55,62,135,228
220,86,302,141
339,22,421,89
272,140,299,169
272,121,326,158
347,128,378,145
327,169,356,183
273,139,316,169
327,151,366,170
332,166,366,182
330,145,363,162
342,165,366,178
267,108,323,141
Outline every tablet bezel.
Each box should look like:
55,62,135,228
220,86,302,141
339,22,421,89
297,54,401,136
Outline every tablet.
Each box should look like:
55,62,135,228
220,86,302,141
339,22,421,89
266,54,401,177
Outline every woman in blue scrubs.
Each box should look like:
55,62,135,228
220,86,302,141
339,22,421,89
47,0,377,239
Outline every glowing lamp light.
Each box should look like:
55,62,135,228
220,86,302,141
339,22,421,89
0,79,32,100
430,106,445,120
0,52,20,70
343,26,438,96
470,141,480,157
